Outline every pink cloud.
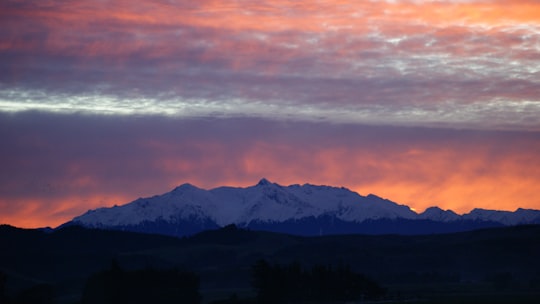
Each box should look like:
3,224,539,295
1,1,539,227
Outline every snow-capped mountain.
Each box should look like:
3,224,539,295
72,178,416,226
419,207,461,222
462,208,540,226
67,178,540,237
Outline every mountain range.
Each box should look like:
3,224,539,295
66,178,540,237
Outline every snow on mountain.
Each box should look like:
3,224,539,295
73,183,218,227
462,208,540,226
72,178,416,228
69,178,540,236
419,207,461,222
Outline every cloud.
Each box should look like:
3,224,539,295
0,0,539,131
1,1,539,227
1,112,539,227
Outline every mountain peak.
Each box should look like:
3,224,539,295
173,183,198,191
256,178,272,186
419,206,460,222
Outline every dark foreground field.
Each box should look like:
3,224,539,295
1,224,539,303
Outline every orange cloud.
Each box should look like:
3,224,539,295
3,0,538,57
1,0,539,228
226,139,540,215
2,133,539,228
0,195,131,228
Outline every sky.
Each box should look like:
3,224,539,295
1,0,539,228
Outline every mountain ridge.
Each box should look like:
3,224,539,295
67,178,540,237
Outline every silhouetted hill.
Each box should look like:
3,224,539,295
1,224,540,303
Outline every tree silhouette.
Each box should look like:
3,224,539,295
82,261,200,304
14,284,54,304
251,259,385,303
0,271,6,303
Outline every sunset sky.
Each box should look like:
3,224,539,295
1,0,539,228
